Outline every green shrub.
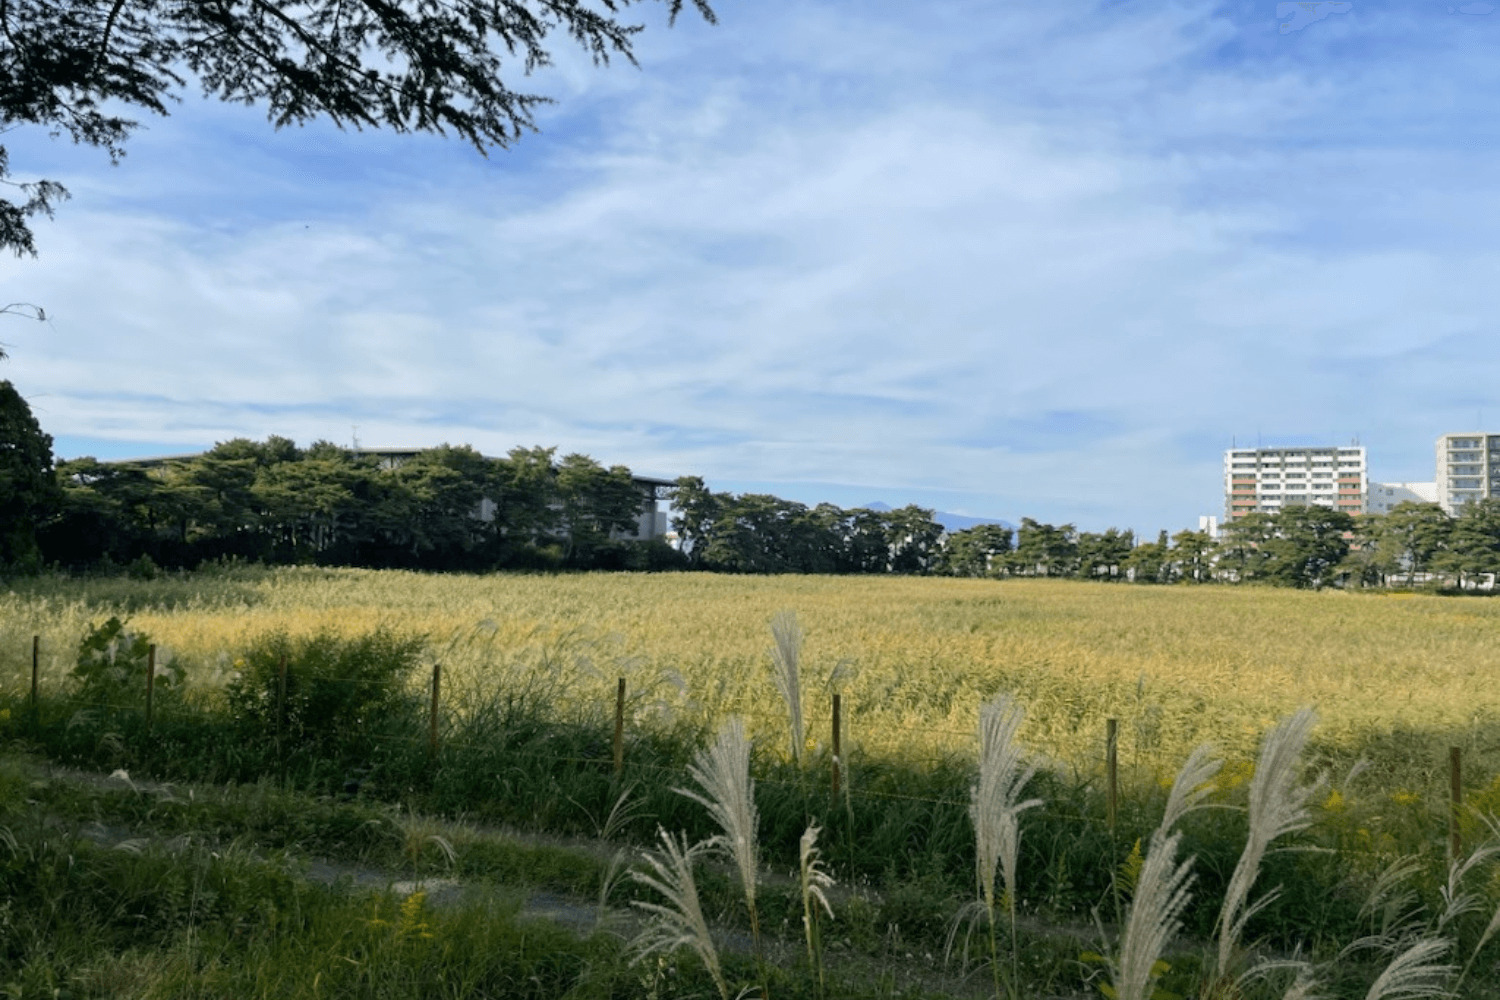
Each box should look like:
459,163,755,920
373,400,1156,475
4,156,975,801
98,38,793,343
126,553,162,580
70,616,181,709
225,628,427,780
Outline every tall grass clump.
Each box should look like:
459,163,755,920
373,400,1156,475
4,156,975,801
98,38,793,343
678,716,762,955
768,609,805,766
630,828,730,1000
967,693,1042,998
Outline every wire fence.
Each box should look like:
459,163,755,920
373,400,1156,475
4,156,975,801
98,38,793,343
3,635,1487,862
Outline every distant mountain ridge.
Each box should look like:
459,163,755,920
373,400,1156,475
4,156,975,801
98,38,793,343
861,502,1015,533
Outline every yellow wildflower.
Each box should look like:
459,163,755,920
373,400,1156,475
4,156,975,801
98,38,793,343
398,891,434,940
1217,760,1255,792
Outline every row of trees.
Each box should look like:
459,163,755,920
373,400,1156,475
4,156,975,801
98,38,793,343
950,502,1500,590
34,434,665,572
2,370,678,571
670,477,1013,575
8,377,1500,587
668,480,1500,590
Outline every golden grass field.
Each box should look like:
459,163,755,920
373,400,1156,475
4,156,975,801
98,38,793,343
4,568,1498,782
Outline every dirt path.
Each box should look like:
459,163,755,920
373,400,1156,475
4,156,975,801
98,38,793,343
14,758,1094,999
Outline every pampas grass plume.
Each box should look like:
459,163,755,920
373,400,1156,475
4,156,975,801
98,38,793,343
677,716,762,951
1216,706,1319,975
1363,938,1454,1000
630,828,729,1000
769,610,805,765
1114,830,1195,1000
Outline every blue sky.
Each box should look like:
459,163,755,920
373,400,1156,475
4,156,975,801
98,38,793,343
5,0,1500,535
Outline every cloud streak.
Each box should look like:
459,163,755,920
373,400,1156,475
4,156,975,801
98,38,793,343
7,1,1500,532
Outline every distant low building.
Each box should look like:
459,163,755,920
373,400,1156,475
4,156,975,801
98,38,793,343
348,448,672,541
1367,481,1439,515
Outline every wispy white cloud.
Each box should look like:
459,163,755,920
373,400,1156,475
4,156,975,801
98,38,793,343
7,1,1500,531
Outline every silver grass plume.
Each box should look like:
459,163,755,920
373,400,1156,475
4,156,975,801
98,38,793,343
1357,856,1426,941
1215,707,1320,975
1362,938,1454,1000
676,716,761,949
1457,896,1500,989
799,823,835,929
1458,812,1500,988
769,610,806,765
969,693,1042,998
1110,745,1220,1000
971,694,1042,919
1158,744,1222,839
1437,843,1500,931
1113,830,1196,1000
799,823,835,991
629,828,729,1000
1280,968,1323,1000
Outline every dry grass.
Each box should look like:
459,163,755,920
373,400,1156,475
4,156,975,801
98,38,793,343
4,570,1499,778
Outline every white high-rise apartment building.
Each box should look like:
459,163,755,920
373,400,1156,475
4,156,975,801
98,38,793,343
1435,433,1500,513
1224,445,1368,520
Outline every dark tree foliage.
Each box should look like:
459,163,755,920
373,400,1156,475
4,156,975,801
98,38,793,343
0,378,60,570
1075,527,1131,580
1007,517,1077,577
32,430,1500,589
940,523,1013,578
1,0,716,255
665,479,955,576
40,436,677,572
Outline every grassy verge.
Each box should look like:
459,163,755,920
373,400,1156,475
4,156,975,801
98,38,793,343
0,755,1081,999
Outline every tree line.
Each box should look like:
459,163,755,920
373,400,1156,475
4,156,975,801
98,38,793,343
0,383,675,573
672,487,1500,590
38,438,673,573
6,381,1500,588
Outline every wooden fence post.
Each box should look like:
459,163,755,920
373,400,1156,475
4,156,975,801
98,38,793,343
1450,746,1463,861
145,644,156,733
30,635,39,721
429,663,442,758
1106,718,1119,832
276,654,287,775
832,693,842,798
613,677,626,779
